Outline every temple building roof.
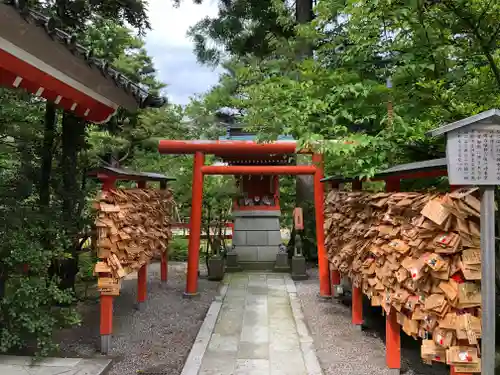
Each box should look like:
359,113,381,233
217,122,295,142
0,1,166,123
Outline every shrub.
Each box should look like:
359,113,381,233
0,208,80,356
169,237,189,261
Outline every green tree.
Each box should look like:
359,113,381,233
190,0,500,261
201,0,500,178
0,2,161,354
188,0,296,66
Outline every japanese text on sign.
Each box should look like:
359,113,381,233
447,124,500,185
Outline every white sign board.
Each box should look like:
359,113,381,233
446,124,500,185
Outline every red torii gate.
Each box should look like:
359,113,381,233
158,140,332,298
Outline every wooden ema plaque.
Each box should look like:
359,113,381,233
293,207,304,230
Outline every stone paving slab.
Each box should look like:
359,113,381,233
181,272,324,375
0,355,112,375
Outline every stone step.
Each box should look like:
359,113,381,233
0,355,112,375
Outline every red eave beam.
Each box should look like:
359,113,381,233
158,140,303,155
326,169,448,186
201,165,316,175
374,169,447,181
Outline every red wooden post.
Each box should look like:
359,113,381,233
185,152,205,296
99,174,116,354
385,177,401,373
352,286,363,327
273,175,281,208
136,180,148,307
352,179,362,190
386,305,401,372
313,153,331,298
100,294,113,353
161,251,168,282
385,178,401,192
351,178,363,327
160,180,168,283
101,176,116,191
330,270,341,297
329,180,341,295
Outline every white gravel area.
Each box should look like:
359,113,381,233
57,261,220,375
295,267,448,375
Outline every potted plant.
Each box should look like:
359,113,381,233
202,176,235,281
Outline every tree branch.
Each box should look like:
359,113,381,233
443,0,500,87
487,23,500,48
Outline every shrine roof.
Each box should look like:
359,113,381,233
321,158,447,183
89,166,175,182
427,109,500,137
0,2,166,123
218,134,295,141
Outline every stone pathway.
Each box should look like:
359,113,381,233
0,355,111,375
181,272,323,375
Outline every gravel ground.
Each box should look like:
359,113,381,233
295,267,448,375
57,261,220,375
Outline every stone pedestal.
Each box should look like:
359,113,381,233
274,253,290,272
100,335,111,354
225,252,241,272
208,256,225,281
232,210,282,270
291,256,308,280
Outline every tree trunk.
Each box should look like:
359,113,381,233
39,102,56,209
55,111,85,293
295,0,315,258
295,0,314,56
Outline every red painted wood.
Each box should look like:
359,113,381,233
186,152,205,295
374,169,447,181
201,165,317,175
385,178,401,192
386,308,401,369
98,175,116,336
100,295,113,335
100,175,116,191
161,251,168,282
384,178,401,371
352,286,363,325
313,153,331,297
158,140,301,155
137,265,147,303
352,179,362,190
326,169,448,185
330,270,341,285
350,170,364,323
330,181,340,189
137,181,146,188
0,51,116,123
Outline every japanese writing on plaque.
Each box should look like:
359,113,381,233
447,125,500,185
